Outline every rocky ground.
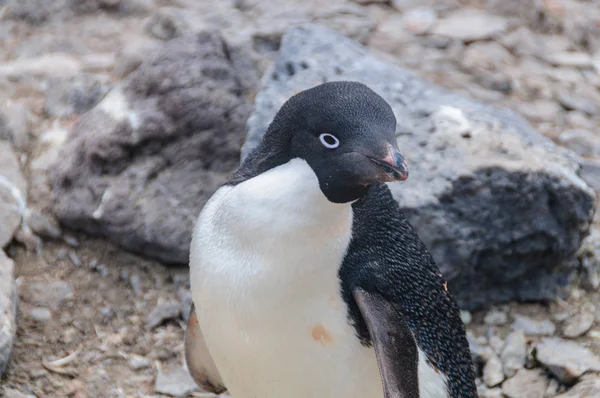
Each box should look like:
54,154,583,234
1,0,600,397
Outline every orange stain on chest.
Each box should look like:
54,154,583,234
311,324,335,345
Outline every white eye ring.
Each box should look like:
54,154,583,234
319,133,340,149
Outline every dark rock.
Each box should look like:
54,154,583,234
242,24,595,310
0,250,17,377
145,299,180,330
535,338,600,384
50,32,253,264
44,74,111,119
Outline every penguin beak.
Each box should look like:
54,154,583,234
368,144,409,182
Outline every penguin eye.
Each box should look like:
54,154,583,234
319,134,340,149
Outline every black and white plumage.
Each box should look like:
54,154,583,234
186,81,478,398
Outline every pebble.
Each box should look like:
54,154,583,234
501,369,548,398
2,388,36,398
0,101,29,150
484,310,508,326
114,38,161,78
127,354,151,370
535,337,600,383
144,8,188,41
68,251,81,267
401,7,436,35
145,299,181,329
555,374,600,397
512,314,556,336
559,129,600,158
567,111,594,129
25,280,74,308
154,367,200,397
483,353,505,387
63,235,79,248
544,52,594,68
460,310,472,325
431,8,508,42
557,91,599,116
518,100,563,123
30,307,51,322
0,54,82,80
500,330,526,377
26,209,61,239
563,311,595,338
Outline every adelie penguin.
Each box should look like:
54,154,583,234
186,81,478,398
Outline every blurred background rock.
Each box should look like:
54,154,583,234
1,0,600,397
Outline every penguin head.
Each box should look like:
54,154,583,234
263,81,408,203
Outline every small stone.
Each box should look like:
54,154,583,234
30,307,51,322
63,235,79,248
154,367,200,397
0,141,27,248
68,251,81,267
518,100,563,123
535,338,600,383
557,92,599,116
483,387,503,398
544,52,594,68
401,7,436,35
567,111,594,129
2,388,36,398
44,74,110,119
483,353,505,387
128,354,151,370
501,330,526,377
563,312,595,338
26,209,61,239
0,54,82,80
25,280,73,308
501,369,548,398
512,314,556,336
559,129,600,157
0,101,29,150
145,299,181,329
431,8,508,42
484,310,508,326
555,374,600,397
489,335,504,355
460,310,472,325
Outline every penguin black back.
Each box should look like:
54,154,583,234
340,183,478,397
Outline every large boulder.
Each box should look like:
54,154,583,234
50,32,254,264
243,24,596,310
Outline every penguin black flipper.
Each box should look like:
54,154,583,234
340,184,479,398
354,288,419,398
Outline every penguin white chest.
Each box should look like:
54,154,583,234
190,158,382,398
189,158,448,398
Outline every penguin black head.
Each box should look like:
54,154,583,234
232,81,408,203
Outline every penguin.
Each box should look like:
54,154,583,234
186,81,478,398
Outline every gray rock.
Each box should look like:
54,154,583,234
0,141,27,249
501,369,548,398
431,8,508,42
23,280,73,308
30,307,52,322
154,367,200,397
460,310,472,325
555,374,600,398
128,354,151,370
559,130,600,158
145,299,180,330
483,353,505,387
512,314,556,336
535,338,600,383
484,310,507,325
563,311,595,338
0,250,17,377
242,24,595,309
580,159,600,195
500,330,526,377
50,32,253,265
44,74,111,119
